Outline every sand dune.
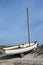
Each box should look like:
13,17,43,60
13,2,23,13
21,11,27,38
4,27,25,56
0,52,43,65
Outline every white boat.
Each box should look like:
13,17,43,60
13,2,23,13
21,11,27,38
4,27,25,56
1,41,37,55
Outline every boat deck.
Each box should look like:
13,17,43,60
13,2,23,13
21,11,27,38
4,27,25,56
2,41,37,50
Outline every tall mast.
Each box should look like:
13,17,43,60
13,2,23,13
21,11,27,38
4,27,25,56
26,8,30,46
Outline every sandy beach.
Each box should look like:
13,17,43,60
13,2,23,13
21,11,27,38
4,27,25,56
0,52,43,65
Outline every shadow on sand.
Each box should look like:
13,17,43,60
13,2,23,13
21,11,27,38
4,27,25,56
0,54,20,60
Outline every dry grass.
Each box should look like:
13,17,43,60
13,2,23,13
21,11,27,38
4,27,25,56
35,45,43,55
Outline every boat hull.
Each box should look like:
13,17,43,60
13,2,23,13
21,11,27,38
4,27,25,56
3,43,37,55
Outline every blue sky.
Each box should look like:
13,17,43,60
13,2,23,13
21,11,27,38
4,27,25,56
0,0,43,45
